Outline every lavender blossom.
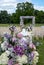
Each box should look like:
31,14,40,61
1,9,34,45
18,37,28,49
13,45,24,56
8,59,13,65
4,33,12,39
8,44,12,48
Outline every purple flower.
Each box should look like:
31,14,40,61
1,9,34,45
18,38,27,49
4,33,11,39
17,33,23,38
31,52,34,58
12,37,17,43
13,45,24,56
8,59,13,65
29,53,34,61
8,44,13,48
9,26,16,32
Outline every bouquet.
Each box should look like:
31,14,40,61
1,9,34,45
0,25,39,65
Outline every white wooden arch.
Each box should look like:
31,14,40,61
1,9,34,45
20,16,35,27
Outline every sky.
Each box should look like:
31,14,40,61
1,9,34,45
0,0,44,14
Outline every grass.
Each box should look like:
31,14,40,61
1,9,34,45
35,24,44,27
25,23,44,27
33,37,44,65
0,24,19,27
0,23,44,27
37,38,44,65
0,24,10,27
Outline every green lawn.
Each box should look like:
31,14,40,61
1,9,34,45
0,24,19,27
37,38,44,65
0,23,44,27
33,37,44,65
35,24,44,27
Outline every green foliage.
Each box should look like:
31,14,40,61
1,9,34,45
0,11,11,24
37,39,44,65
32,37,44,65
35,10,44,23
0,2,44,24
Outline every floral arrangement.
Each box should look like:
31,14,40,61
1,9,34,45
0,25,39,65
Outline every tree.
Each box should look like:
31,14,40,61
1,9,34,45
0,10,11,24
0,2,44,24
34,10,44,23
14,2,34,24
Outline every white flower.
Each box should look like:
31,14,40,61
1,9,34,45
22,55,28,63
5,50,11,56
21,28,28,36
16,55,28,64
1,41,8,50
4,37,8,41
22,37,27,41
20,28,33,43
0,52,9,64
33,51,39,56
32,51,39,65
8,47,14,52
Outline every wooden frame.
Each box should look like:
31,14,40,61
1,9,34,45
20,16,35,26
